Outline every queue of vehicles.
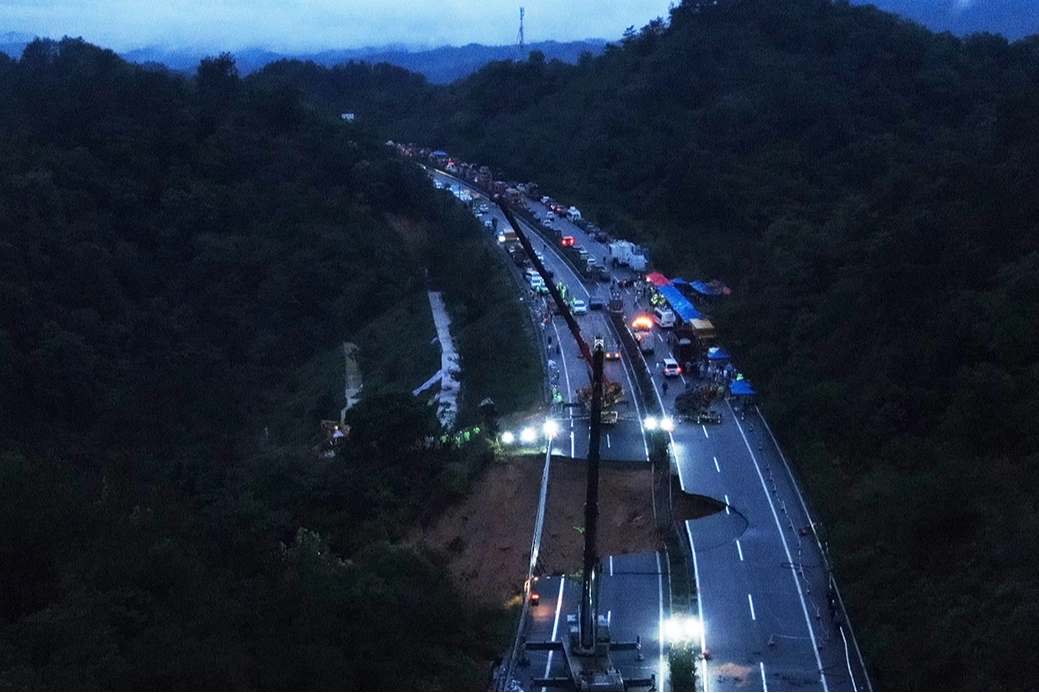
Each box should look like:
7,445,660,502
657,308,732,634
428,160,730,426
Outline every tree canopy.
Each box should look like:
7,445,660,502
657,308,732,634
306,0,1039,688
0,37,524,689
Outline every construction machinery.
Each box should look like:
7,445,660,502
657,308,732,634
496,204,652,692
576,380,622,425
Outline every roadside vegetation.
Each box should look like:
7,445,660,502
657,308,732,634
422,194,543,420
354,290,439,396
264,0,1039,688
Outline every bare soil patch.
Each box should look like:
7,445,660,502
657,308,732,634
412,454,722,606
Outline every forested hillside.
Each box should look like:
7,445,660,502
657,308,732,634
292,0,1039,688
0,38,531,688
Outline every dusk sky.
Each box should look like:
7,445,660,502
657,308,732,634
2,0,677,53
3,1,1035,56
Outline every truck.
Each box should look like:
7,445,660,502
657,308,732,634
671,334,697,367
608,240,648,272
498,227,519,245
672,319,718,361
689,319,718,350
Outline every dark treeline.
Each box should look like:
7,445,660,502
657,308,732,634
0,38,527,689
268,0,1039,689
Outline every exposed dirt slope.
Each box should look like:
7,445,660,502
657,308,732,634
412,455,663,605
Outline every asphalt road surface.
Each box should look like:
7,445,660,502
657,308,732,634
513,552,667,692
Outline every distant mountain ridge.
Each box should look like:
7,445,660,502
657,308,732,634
0,36,607,83
848,0,1038,40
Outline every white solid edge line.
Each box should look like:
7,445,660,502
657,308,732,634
611,322,649,461
657,551,666,691
534,219,591,298
686,523,709,692
553,322,574,422
757,405,870,691
541,576,567,689
841,623,858,692
732,408,829,692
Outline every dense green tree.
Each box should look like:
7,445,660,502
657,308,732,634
0,38,516,690
289,1,1039,688
344,392,442,451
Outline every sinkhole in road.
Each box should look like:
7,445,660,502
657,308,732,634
408,455,727,606
684,506,751,552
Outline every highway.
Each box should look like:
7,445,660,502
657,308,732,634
517,552,667,692
430,169,870,692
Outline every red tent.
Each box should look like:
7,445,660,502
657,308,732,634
646,272,671,287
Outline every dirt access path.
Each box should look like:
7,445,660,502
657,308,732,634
412,454,717,606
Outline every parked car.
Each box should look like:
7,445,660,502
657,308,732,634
571,299,588,315
662,358,682,377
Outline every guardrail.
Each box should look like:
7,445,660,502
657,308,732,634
494,445,555,692
755,408,873,692
513,209,604,286
606,311,657,415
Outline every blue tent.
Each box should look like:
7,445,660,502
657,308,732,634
730,380,756,396
658,285,702,321
707,346,732,361
671,277,690,287
691,280,712,295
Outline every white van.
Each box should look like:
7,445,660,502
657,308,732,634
653,307,676,329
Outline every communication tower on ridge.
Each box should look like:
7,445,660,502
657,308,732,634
517,7,525,55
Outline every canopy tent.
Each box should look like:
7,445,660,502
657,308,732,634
707,346,732,361
730,380,756,396
691,279,732,296
646,272,671,287
658,285,702,322
671,277,691,287
690,280,714,295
